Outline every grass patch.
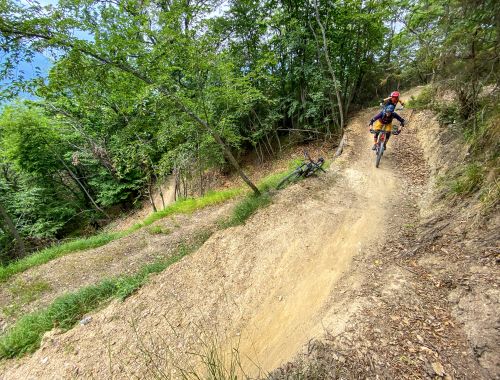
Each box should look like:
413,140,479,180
147,225,171,235
450,163,484,195
0,188,241,284
133,188,241,230
0,232,211,359
218,168,298,228
407,86,434,109
0,233,122,283
480,178,500,210
220,193,272,228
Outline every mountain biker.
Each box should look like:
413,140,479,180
368,104,405,150
381,91,405,108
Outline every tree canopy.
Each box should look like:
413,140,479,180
0,0,497,262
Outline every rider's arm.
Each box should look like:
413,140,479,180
393,112,405,126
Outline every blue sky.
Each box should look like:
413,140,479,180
1,0,59,99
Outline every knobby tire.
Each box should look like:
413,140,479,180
375,144,384,168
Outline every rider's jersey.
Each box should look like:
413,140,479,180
382,97,405,107
370,111,405,125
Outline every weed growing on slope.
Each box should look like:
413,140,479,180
147,225,171,235
221,193,272,228
450,163,484,195
0,231,212,359
121,317,264,380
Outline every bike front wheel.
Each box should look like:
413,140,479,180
375,144,384,168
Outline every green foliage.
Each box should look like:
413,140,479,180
407,87,434,109
450,163,484,195
0,232,212,359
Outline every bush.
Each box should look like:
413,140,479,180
407,86,434,109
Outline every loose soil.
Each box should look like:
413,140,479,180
0,94,498,379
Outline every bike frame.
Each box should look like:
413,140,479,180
276,151,325,189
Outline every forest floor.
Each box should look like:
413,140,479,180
0,93,498,379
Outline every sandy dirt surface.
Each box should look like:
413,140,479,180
1,95,498,379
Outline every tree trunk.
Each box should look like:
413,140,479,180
313,0,345,132
57,157,109,218
147,176,157,213
0,201,25,257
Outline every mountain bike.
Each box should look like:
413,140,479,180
276,151,326,190
370,128,400,168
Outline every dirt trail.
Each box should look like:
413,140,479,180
0,107,405,379
236,111,398,372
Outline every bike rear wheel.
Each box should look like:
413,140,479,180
276,168,303,189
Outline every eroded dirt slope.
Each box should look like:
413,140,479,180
0,202,235,331
0,106,408,379
1,100,498,379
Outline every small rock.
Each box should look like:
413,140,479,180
41,357,49,365
278,296,283,301
79,316,92,325
432,361,445,376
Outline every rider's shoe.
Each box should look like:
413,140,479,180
372,144,377,150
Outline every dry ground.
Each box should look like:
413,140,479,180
0,96,498,379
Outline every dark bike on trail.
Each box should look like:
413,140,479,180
276,151,326,190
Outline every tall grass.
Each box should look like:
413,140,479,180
221,193,271,228
0,233,211,359
0,189,241,283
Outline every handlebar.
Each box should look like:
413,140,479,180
303,150,326,172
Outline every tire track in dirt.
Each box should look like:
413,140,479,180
0,110,404,379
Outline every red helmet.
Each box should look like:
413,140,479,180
391,91,400,98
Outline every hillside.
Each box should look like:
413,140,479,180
1,94,498,379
